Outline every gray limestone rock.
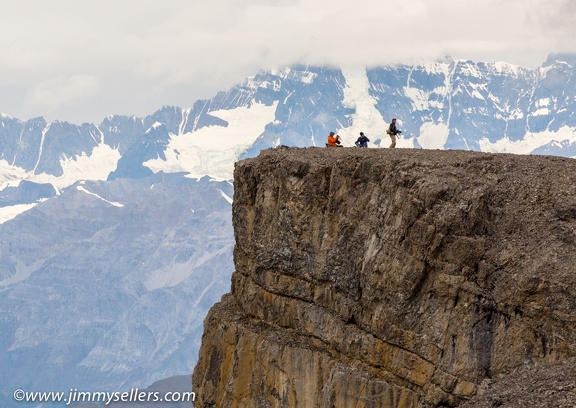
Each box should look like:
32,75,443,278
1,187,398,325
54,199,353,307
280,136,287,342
193,147,576,407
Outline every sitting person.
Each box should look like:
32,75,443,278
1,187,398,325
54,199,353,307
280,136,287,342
326,132,342,147
355,132,370,147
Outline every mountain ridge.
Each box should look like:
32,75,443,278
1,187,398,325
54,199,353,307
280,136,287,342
3,54,576,185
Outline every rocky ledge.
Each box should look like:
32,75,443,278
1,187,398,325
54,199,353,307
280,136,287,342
192,147,576,407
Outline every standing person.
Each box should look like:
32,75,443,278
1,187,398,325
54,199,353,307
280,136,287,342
355,132,370,147
326,132,342,147
387,118,402,148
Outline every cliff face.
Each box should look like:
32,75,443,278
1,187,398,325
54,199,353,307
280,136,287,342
192,147,576,407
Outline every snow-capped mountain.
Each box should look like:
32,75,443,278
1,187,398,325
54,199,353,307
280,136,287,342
3,54,576,201
2,53,576,406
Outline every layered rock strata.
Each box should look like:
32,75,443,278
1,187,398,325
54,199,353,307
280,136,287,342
192,147,576,407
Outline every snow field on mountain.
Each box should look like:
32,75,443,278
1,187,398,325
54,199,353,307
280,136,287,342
480,126,576,155
339,67,414,148
144,101,278,180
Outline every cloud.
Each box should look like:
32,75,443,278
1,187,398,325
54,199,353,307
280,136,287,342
0,0,574,124
536,0,576,50
26,75,100,116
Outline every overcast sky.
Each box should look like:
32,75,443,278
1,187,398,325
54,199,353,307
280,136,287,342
1,0,575,125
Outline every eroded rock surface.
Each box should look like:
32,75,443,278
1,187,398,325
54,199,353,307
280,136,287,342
193,147,576,407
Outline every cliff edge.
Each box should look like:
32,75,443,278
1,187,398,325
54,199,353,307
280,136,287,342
192,147,576,407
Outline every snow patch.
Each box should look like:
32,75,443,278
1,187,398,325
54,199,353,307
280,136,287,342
339,68,388,146
416,122,450,150
50,144,121,188
403,86,445,111
77,186,124,207
0,161,28,190
217,189,233,205
532,108,550,117
479,126,576,154
0,143,120,220
493,61,520,75
33,124,51,173
143,100,277,180
471,89,485,100
269,66,317,84
0,202,42,224
147,122,163,132
420,61,451,76
0,144,120,190
509,108,524,120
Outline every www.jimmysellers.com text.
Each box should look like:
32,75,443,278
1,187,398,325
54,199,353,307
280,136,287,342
13,387,196,405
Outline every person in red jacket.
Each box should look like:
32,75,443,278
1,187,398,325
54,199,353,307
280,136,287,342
326,132,342,147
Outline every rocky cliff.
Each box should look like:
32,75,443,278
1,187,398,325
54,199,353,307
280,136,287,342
192,147,576,407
